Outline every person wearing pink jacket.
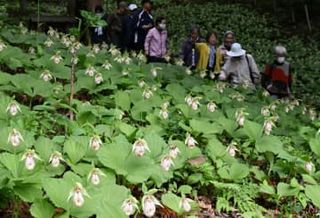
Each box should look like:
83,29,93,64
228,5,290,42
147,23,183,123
144,17,168,63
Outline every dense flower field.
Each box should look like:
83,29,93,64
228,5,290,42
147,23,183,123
0,22,319,217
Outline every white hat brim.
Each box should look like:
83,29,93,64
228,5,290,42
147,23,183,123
227,49,246,57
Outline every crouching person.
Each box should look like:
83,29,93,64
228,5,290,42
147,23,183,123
144,17,168,63
262,45,293,99
219,43,260,88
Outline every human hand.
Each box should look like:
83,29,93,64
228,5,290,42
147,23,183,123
219,72,227,80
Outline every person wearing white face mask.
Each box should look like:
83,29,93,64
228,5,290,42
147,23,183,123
144,17,168,63
262,45,293,99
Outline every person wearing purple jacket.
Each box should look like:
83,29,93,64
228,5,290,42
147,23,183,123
144,17,168,63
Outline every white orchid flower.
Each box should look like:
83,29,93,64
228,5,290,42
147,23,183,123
21,149,41,170
185,134,197,149
8,128,24,147
67,182,90,207
6,101,21,116
161,155,174,171
132,139,150,157
89,135,103,151
88,168,106,185
142,195,162,217
49,151,64,168
40,70,53,82
121,196,139,216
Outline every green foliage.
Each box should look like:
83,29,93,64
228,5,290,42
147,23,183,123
0,21,318,217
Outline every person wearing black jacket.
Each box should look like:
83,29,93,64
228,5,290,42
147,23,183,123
131,0,154,52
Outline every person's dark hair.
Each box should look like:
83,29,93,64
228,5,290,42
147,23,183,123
189,25,200,36
118,1,127,9
95,5,104,13
141,0,152,6
155,17,165,26
206,31,218,42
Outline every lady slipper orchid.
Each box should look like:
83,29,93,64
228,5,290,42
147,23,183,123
89,135,103,151
8,129,23,147
132,139,150,157
185,134,197,149
161,155,174,171
21,150,41,170
85,66,96,77
142,195,162,217
68,183,90,207
49,151,64,168
121,196,139,216
88,168,106,185
6,101,21,116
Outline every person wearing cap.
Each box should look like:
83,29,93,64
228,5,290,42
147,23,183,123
218,31,236,66
262,45,293,98
123,3,138,51
144,17,168,63
107,1,128,50
219,43,260,88
132,0,154,52
180,26,204,69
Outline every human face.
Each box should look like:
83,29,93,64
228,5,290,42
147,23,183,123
224,33,235,50
208,33,217,46
191,30,199,42
144,3,152,12
158,20,166,30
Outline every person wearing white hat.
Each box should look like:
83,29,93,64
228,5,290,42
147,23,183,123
128,4,138,11
219,43,260,87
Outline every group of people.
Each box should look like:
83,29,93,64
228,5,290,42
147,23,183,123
91,0,292,99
